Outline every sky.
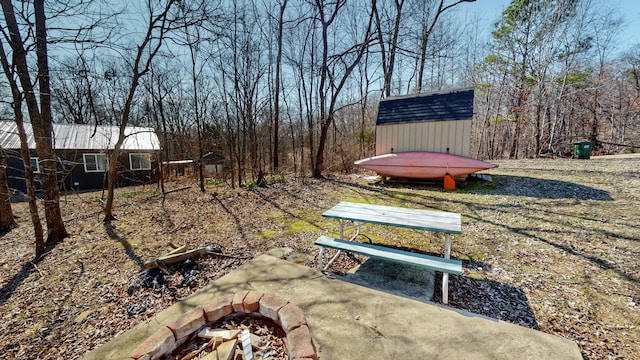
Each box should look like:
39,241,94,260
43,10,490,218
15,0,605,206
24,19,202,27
463,0,640,55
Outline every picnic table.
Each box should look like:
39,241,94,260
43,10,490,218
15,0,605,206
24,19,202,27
316,201,463,304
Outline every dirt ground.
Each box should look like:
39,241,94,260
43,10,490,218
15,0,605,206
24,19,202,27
1,157,638,359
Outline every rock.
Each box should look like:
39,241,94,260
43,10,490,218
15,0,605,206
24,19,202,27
265,248,294,259
125,302,147,317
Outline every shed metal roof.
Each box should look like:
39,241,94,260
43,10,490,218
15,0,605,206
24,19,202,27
376,88,474,125
0,121,160,151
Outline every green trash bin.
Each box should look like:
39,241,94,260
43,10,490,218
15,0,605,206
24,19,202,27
573,140,593,159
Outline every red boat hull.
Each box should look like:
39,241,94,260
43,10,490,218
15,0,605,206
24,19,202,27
354,152,497,179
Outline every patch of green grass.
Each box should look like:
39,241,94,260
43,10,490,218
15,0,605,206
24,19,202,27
205,178,226,186
459,177,499,192
283,218,318,234
116,188,154,200
91,196,104,204
273,209,324,235
458,253,473,262
583,286,606,304
470,251,487,262
0,303,15,314
625,144,636,154
118,191,133,199
127,238,142,247
342,193,406,207
266,175,286,184
16,311,30,321
242,181,258,189
36,305,56,316
243,175,286,189
257,229,279,238
467,272,485,280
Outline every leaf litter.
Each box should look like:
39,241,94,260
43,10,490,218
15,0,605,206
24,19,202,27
0,157,639,359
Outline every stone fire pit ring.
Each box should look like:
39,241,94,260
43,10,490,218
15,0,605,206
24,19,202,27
128,290,317,359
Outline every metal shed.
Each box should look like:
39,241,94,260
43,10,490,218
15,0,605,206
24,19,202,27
375,88,474,156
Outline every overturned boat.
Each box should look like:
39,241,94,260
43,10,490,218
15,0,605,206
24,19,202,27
354,151,497,180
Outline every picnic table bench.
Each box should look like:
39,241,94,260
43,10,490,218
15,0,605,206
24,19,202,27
316,201,463,304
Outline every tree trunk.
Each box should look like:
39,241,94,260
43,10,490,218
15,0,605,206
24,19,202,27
416,0,477,93
148,68,167,196
313,114,333,178
188,40,206,193
535,100,542,156
15,126,46,256
34,0,67,243
0,38,45,255
196,124,205,192
416,1,445,93
0,149,16,231
104,70,139,221
104,0,179,220
1,0,67,244
273,0,288,173
104,72,139,220
104,147,121,221
29,0,67,243
312,0,372,177
373,0,404,98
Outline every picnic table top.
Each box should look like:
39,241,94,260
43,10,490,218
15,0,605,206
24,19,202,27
322,201,461,234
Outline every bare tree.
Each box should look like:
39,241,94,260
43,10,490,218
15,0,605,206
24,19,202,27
143,64,178,196
414,0,476,93
373,0,405,98
52,55,106,125
272,0,288,173
311,0,375,177
103,0,206,220
1,0,68,243
355,38,377,159
281,13,318,176
0,39,45,254
212,1,269,187
180,12,208,192
582,7,623,150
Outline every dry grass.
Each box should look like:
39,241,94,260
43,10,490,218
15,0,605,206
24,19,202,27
0,157,638,359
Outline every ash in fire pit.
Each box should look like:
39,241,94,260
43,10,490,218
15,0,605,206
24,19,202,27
124,244,248,318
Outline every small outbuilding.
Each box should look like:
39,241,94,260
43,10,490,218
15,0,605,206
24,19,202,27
202,152,227,177
375,88,474,156
0,121,160,195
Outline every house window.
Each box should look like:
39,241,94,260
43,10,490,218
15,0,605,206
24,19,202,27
83,153,108,172
30,157,40,173
129,153,151,170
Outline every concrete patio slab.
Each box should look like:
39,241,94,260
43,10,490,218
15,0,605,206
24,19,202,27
84,254,582,360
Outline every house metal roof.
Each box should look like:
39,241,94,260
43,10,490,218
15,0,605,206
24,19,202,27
376,88,474,125
0,121,160,151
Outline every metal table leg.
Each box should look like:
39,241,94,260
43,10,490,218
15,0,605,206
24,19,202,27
442,234,452,305
323,220,361,270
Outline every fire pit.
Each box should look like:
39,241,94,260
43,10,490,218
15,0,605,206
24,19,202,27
128,291,317,359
